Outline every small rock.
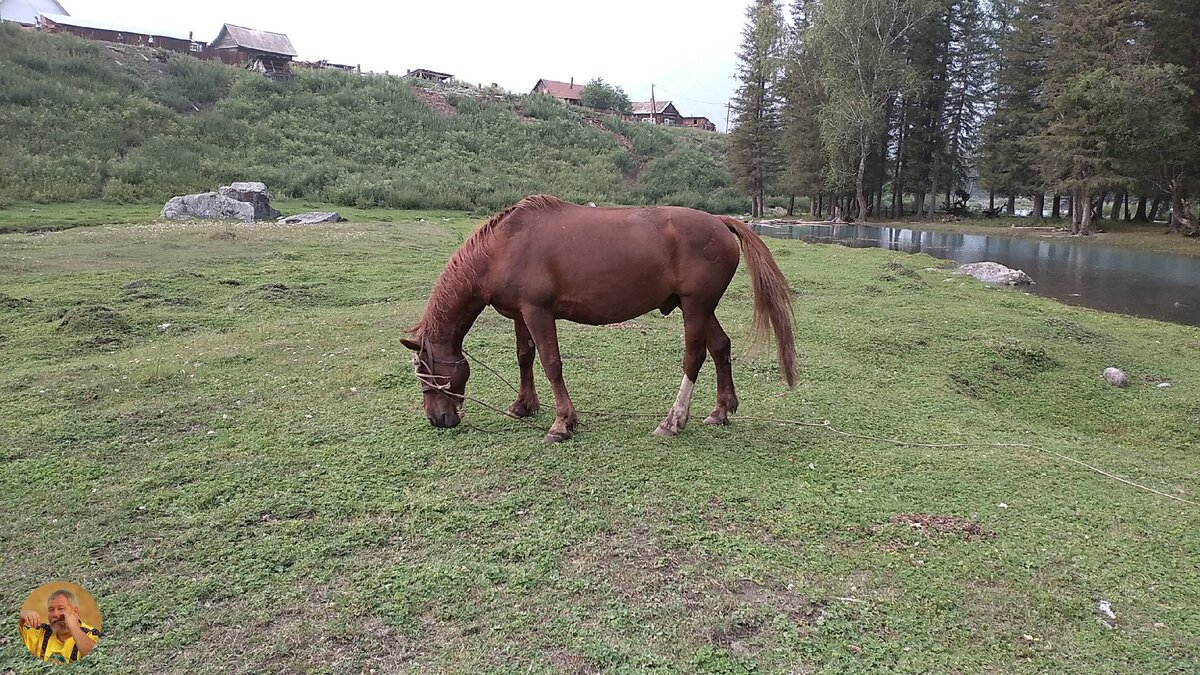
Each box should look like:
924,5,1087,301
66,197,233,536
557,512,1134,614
1097,599,1116,619
1156,382,1171,388
278,212,342,225
1103,368,1128,387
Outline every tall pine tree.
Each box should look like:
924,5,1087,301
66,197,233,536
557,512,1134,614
729,0,788,218
977,0,1048,217
778,0,826,216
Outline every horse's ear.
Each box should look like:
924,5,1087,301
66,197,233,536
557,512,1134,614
400,338,420,352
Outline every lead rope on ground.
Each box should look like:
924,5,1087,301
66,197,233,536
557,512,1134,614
454,352,1196,508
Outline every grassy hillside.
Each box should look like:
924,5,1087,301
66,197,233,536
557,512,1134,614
0,24,742,213
0,213,1196,673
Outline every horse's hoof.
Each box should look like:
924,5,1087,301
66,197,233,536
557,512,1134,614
703,414,729,426
506,402,538,418
543,431,571,443
653,425,678,437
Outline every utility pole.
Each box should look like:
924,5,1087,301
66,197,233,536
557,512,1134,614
650,83,656,125
725,102,731,133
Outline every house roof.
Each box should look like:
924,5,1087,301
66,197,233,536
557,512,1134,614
0,0,67,25
631,100,677,115
211,23,297,56
534,79,585,100
37,12,195,41
408,68,453,80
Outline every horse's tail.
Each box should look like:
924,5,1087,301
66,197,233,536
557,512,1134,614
721,216,797,389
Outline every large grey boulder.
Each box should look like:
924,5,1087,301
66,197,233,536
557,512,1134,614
217,181,280,220
278,212,342,225
161,193,255,222
956,261,1033,286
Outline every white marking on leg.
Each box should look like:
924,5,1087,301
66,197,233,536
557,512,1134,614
656,376,695,435
671,376,695,420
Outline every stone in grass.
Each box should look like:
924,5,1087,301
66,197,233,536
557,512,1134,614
277,212,342,225
161,192,254,223
1103,367,1128,387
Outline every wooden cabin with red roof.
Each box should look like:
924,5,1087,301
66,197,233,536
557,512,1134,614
531,78,586,105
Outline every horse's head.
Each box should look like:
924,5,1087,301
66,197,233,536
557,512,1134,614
401,336,470,428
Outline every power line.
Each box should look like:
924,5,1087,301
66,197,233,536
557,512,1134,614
652,86,730,107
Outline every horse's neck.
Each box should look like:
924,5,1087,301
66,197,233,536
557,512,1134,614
423,277,486,346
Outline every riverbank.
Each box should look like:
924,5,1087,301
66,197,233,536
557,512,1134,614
758,215,1200,258
6,201,1200,260
1,216,1196,673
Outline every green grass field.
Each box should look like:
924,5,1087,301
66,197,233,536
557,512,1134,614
0,211,1197,673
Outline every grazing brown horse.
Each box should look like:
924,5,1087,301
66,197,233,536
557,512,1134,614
401,195,796,443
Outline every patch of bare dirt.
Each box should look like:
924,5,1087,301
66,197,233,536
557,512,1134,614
411,86,457,117
604,320,643,331
103,43,171,85
886,513,993,539
545,649,599,675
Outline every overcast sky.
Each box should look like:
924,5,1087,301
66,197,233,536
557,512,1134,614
58,0,750,130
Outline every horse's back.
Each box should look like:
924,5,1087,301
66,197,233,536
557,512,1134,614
483,201,740,324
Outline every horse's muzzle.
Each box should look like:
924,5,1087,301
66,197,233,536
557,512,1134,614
428,411,461,429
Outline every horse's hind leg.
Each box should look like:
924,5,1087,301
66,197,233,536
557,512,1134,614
505,318,540,418
655,307,710,436
522,309,579,443
703,317,739,425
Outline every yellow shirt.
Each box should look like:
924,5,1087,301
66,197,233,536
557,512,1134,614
20,621,100,663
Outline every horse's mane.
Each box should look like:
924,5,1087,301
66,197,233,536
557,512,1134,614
411,195,567,338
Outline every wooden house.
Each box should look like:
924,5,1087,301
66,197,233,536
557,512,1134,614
682,116,717,132
0,0,66,26
206,23,297,79
407,68,453,84
630,101,683,126
531,78,586,105
37,13,205,54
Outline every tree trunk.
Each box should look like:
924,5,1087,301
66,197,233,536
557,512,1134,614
1031,193,1044,221
817,194,823,218
989,189,995,212
915,191,925,219
1169,181,1189,233
1006,193,1016,216
788,195,795,217
1064,193,1073,220
1052,194,1062,219
1149,196,1163,222
1111,192,1123,220
1094,191,1106,221
1135,195,1149,222
855,143,869,221
1070,189,1081,234
1079,189,1094,235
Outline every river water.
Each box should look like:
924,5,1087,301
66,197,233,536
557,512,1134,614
752,222,1200,327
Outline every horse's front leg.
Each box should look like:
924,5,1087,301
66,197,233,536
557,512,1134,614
655,306,710,436
521,309,578,443
504,318,540,418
